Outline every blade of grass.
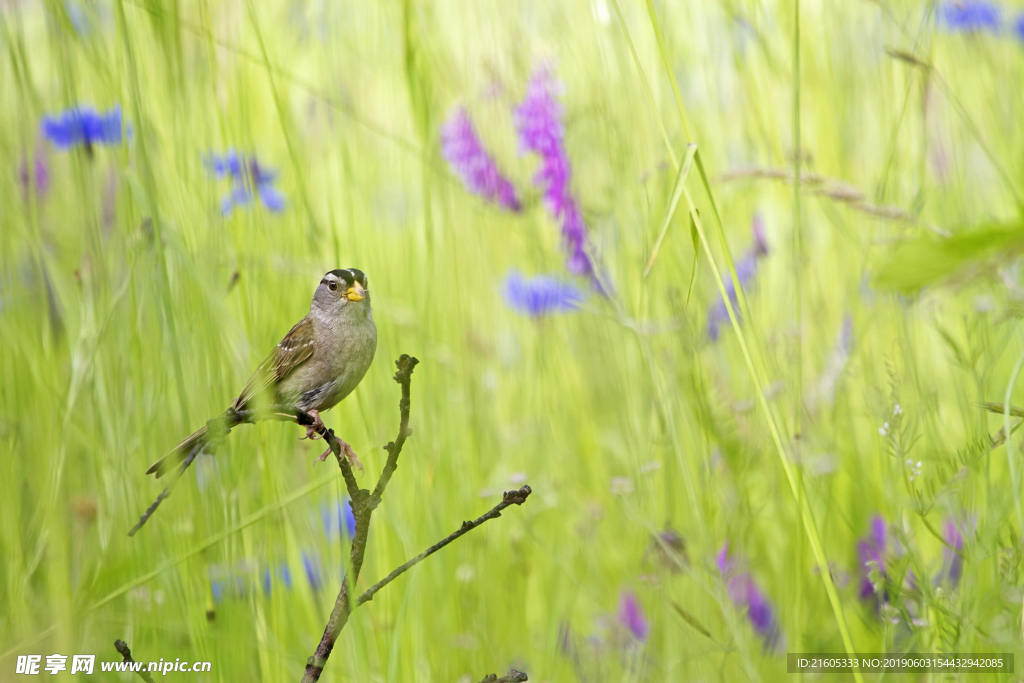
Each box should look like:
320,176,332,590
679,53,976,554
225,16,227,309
792,0,805,655
610,2,860,671
686,187,862,679
644,142,696,277
243,0,320,243
641,0,751,326
1003,348,1024,534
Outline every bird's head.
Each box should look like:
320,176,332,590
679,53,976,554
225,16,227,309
312,268,371,318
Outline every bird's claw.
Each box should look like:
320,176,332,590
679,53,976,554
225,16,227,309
299,409,326,441
312,438,364,472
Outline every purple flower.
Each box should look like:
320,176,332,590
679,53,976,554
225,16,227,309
856,515,888,602
440,107,521,211
617,590,649,642
716,542,736,575
205,150,286,215
940,1,1001,32
503,270,584,317
514,67,598,282
717,543,781,650
839,316,854,353
706,214,769,341
18,153,49,199
939,519,965,588
42,105,127,150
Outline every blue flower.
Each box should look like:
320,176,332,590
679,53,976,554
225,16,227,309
205,150,286,215
64,1,92,35
211,579,225,603
41,105,127,150
503,270,584,317
1013,13,1024,41
940,1,1001,32
302,551,323,591
321,499,357,540
260,561,293,595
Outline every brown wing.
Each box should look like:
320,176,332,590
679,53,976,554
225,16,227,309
232,316,316,410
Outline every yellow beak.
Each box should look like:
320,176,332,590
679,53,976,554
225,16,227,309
346,282,366,302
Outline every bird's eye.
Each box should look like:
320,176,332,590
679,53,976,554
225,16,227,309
327,281,338,292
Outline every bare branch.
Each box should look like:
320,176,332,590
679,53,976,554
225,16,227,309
357,486,532,608
113,640,157,683
302,355,418,683
477,671,528,683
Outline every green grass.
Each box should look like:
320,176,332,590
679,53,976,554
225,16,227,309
3,0,1024,680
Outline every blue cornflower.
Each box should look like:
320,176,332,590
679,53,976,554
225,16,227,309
41,105,127,150
940,1,1001,32
321,499,357,540
261,561,292,595
503,270,585,317
205,150,286,215
1013,13,1024,42
65,1,92,35
302,551,324,591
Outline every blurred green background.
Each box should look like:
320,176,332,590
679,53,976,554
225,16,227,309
4,0,1024,680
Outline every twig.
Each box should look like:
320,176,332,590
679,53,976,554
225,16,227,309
357,486,532,608
302,355,418,683
477,671,529,683
113,640,157,683
716,165,951,237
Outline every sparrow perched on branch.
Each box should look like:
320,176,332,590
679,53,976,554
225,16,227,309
146,268,378,478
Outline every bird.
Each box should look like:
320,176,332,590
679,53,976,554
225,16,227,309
146,268,377,478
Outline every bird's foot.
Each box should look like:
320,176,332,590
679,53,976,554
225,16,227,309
300,409,326,441
313,437,364,472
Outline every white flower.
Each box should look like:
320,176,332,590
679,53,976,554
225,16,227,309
893,404,903,415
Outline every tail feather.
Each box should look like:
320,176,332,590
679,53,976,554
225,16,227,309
146,425,209,478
